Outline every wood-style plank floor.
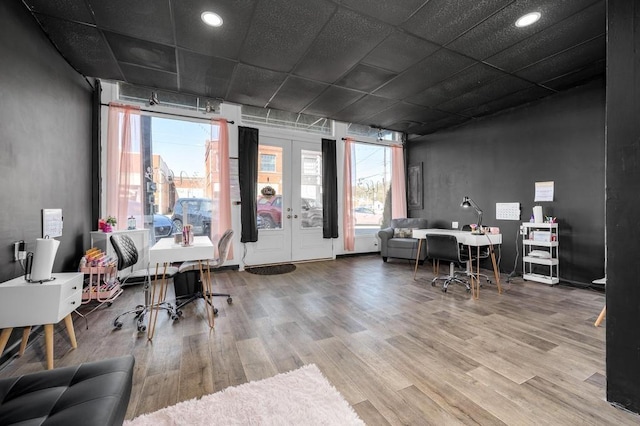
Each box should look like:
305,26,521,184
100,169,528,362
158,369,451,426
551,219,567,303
1,255,636,425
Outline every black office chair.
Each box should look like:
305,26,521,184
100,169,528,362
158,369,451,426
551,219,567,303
173,229,234,315
426,234,473,293
110,234,179,332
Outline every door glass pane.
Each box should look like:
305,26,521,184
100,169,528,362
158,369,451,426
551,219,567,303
300,149,323,228
257,145,283,230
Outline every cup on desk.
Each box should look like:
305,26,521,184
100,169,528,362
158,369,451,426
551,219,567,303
489,227,500,234
173,233,183,244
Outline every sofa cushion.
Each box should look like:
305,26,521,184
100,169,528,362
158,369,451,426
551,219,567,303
0,355,134,426
387,237,418,249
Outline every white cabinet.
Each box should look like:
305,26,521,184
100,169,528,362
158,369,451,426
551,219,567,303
90,229,149,277
522,222,559,285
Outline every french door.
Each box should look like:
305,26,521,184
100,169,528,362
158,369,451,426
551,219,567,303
244,136,333,265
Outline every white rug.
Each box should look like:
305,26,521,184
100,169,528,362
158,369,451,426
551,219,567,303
125,364,365,426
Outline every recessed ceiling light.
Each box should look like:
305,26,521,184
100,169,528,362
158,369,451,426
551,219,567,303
515,12,541,28
201,11,223,27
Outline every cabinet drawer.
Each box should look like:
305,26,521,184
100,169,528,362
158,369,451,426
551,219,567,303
60,275,83,300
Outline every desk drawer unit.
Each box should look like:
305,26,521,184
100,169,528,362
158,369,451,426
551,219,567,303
0,273,83,328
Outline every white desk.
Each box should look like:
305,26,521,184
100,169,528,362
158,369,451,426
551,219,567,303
148,236,215,339
0,273,82,369
412,229,502,298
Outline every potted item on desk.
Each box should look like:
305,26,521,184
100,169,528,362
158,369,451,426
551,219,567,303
182,224,194,246
99,216,117,233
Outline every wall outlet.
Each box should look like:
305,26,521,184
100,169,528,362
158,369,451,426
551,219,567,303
519,225,526,235
452,221,459,229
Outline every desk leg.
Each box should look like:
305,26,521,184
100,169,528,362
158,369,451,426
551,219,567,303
200,260,215,328
44,324,54,370
490,249,502,294
413,239,423,280
64,314,77,349
0,328,13,357
19,327,31,356
147,264,161,341
595,306,606,327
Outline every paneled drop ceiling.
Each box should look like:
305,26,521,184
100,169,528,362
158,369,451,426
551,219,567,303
22,0,605,136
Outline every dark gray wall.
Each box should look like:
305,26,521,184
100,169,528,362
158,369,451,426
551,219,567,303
0,1,93,362
407,79,605,285
606,0,640,413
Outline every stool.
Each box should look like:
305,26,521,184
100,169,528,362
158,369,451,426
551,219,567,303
0,355,134,425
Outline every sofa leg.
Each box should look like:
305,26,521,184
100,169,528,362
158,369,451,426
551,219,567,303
382,257,388,262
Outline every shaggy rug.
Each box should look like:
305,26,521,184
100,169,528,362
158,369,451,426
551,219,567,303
246,263,296,275
125,364,364,426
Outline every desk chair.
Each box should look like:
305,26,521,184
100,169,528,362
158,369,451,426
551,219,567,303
110,234,179,332
461,224,491,285
174,229,234,316
426,234,472,293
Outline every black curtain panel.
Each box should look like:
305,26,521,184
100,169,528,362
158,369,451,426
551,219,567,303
322,138,339,238
238,126,259,243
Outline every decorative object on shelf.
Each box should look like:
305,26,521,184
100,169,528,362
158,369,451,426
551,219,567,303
99,216,117,232
182,224,194,246
127,216,136,230
407,163,423,210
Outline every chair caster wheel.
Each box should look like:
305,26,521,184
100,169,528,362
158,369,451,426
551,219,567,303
442,288,447,293
171,314,179,321
213,308,219,315
176,310,183,317
137,324,147,332
227,297,232,304
431,282,436,287
107,302,113,307
466,288,471,293
113,321,123,329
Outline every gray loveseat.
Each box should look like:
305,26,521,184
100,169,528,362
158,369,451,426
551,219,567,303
378,218,428,263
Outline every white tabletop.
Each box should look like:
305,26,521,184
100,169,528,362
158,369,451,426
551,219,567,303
412,228,502,246
149,236,214,264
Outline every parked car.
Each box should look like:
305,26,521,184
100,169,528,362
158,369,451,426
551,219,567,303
153,214,174,242
257,195,282,229
171,198,212,236
354,207,382,225
301,198,323,228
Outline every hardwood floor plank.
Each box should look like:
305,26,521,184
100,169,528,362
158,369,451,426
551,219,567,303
1,255,637,425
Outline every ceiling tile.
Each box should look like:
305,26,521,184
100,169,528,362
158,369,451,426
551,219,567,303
339,0,427,26
303,86,364,117
403,0,512,45
24,0,94,23
447,0,601,61
374,48,476,99
119,63,178,92
542,59,605,91
293,8,392,83
461,85,555,118
407,63,507,107
515,35,605,84
104,31,176,73
173,0,257,59
267,76,329,112
88,0,174,44
361,30,440,73
178,50,237,99
335,64,397,92
226,64,287,107
367,102,443,128
332,95,398,124
240,0,335,72
485,1,605,72
34,15,123,80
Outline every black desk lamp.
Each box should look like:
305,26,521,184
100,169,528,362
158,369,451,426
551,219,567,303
461,196,483,230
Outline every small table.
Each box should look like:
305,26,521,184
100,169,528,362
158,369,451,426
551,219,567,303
0,273,82,369
412,229,502,299
147,236,215,339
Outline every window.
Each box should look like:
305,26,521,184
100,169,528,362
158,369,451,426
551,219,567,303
352,142,392,234
347,123,400,141
260,154,276,172
242,105,332,135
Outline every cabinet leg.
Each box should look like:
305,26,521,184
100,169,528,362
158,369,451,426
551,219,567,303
44,324,54,370
594,306,606,327
19,327,31,356
64,314,77,349
0,328,13,356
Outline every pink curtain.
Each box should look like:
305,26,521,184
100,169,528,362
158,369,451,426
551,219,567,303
391,145,407,218
209,118,233,259
106,103,142,229
342,138,355,251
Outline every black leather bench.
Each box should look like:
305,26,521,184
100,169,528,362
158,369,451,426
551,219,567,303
0,355,134,426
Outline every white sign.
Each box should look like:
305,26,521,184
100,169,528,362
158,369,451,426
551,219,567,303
534,181,554,202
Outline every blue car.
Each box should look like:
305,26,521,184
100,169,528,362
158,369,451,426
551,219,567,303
153,214,174,242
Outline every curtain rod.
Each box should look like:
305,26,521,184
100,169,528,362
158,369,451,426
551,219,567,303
341,137,402,147
100,102,235,124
